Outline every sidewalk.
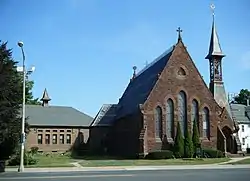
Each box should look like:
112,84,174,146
5,157,250,173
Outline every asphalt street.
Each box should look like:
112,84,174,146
1,169,249,181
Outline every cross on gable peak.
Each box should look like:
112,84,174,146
176,27,183,42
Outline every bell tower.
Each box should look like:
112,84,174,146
205,4,231,117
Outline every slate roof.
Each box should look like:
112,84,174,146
25,105,93,127
90,104,117,126
230,104,250,124
91,46,175,126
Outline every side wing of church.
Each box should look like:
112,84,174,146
88,6,240,157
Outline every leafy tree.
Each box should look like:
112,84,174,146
192,119,200,152
0,41,24,160
25,80,41,105
173,122,184,158
233,89,250,106
184,128,193,158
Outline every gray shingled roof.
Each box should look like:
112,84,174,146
230,104,250,124
90,104,117,126
116,46,175,119
25,105,93,127
91,46,174,126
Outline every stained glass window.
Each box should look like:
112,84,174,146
178,91,187,136
166,99,174,139
155,106,163,139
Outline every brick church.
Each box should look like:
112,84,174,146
89,6,241,157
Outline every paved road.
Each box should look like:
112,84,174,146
1,169,250,181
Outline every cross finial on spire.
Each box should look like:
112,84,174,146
176,27,183,42
210,3,215,17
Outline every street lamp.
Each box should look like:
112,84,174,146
17,41,35,172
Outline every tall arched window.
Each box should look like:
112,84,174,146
202,107,210,138
166,99,174,139
191,99,199,134
178,91,187,136
155,106,163,139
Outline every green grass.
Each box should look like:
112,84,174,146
78,158,230,167
6,154,75,168
230,158,250,165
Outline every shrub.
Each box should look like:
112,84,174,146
192,119,200,150
8,151,38,166
30,147,39,155
173,122,184,158
184,129,193,158
145,150,174,159
203,148,224,158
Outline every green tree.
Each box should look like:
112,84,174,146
184,127,193,158
192,119,200,152
233,89,250,106
25,80,41,105
173,122,184,158
0,41,28,160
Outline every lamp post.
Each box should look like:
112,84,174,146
17,41,35,172
17,41,26,173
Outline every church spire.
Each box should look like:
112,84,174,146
205,4,225,59
40,88,51,107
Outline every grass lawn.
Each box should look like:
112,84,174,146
6,154,75,168
230,158,250,165
78,158,230,167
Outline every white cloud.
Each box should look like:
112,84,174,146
241,51,250,70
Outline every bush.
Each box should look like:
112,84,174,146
184,129,193,158
30,147,39,155
145,150,174,159
173,122,184,158
203,148,224,158
8,151,38,166
192,119,200,149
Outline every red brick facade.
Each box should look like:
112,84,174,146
94,40,235,158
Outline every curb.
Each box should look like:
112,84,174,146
4,164,250,173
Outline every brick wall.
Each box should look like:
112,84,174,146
142,41,233,152
26,127,89,152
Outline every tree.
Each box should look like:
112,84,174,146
25,80,41,105
173,122,184,158
184,127,193,158
233,89,250,106
0,41,28,160
192,119,200,153
17,71,41,105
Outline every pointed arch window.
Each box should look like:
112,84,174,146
166,99,174,139
178,91,187,136
155,106,163,139
202,107,210,138
191,99,199,134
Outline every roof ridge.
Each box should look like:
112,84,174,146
136,45,175,78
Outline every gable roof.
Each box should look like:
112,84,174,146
90,104,117,126
230,104,250,124
115,46,175,119
25,105,93,127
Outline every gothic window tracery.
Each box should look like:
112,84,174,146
155,106,163,139
178,91,187,136
191,99,199,134
166,99,174,139
202,107,210,138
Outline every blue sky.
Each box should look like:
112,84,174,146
1,0,250,117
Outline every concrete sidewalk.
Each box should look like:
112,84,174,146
4,157,250,173
5,164,250,173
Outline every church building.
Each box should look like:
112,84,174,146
89,5,241,157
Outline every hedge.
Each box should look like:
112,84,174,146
145,150,174,159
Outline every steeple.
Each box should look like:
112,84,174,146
40,88,51,107
206,3,232,118
205,4,225,60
